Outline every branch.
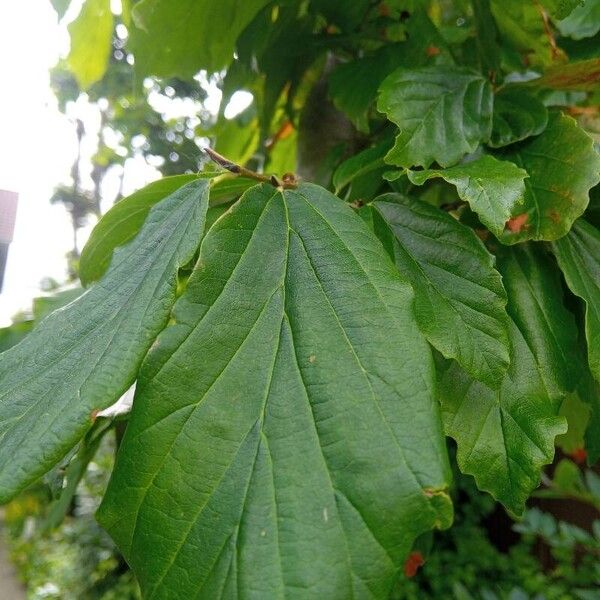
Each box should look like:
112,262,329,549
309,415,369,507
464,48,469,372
203,147,298,189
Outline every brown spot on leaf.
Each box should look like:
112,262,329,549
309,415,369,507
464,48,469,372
548,210,561,224
506,213,529,233
426,45,440,57
90,409,100,423
404,551,425,577
308,355,316,364
569,447,587,465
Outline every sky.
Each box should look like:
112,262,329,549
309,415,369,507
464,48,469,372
0,2,78,325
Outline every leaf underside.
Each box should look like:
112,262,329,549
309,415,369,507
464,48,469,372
98,183,452,600
0,180,210,503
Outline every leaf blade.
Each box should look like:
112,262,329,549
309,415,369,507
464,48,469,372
552,219,600,382
489,88,548,148
79,173,252,286
440,319,566,515
130,0,271,77
377,66,493,168
0,180,210,502
372,195,511,388
498,112,600,244
98,183,452,599
67,0,113,89
79,174,199,286
497,244,583,399
407,155,528,238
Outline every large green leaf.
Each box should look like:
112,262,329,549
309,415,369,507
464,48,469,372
558,0,600,40
129,0,270,78
552,219,600,382
407,155,528,238
378,66,493,168
497,245,582,399
0,180,210,503
372,196,510,388
498,112,600,244
80,174,254,286
98,183,452,599
489,88,548,148
67,0,113,89
440,319,566,515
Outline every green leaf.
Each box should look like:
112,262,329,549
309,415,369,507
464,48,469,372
129,0,270,78
490,0,566,67
489,88,548,148
556,393,590,454
98,183,452,599
67,0,113,89
332,138,392,194
578,368,600,464
79,174,252,286
50,0,71,19
79,175,198,286
372,196,510,388
310,0,370,29
558,0,600,40
0,180,210,503
378,66,493,168
329,12,451,133
329,45,408,134
552,219,600,382
440,319,566,515
0,321,33,354
211,112,260,166
471,0,502,76
407,155,528,238
497,244,583,399
498,112,600,244
539,0,583,20
32,288,83,322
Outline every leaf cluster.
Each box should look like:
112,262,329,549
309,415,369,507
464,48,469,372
2,0,600,597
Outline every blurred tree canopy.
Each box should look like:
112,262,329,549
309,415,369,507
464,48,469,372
50,0,600,270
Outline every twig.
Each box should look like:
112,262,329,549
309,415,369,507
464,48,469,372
533,0,562,61
203,147,298,189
